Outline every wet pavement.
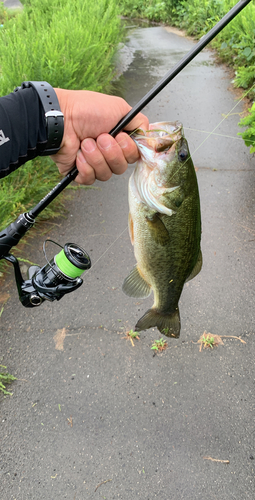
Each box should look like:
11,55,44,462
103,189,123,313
3,0,22,10
0,24,255,500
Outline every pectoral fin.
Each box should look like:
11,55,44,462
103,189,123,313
122,265,151,298
146,213,170,246
186,248,202,282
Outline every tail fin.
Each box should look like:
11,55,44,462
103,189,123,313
135,307,180,338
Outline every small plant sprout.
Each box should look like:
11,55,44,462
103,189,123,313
151,338,168,352
124,329,140,347
198,331,223,351
162,327,170,336
128,329,140,339
0,366,16,395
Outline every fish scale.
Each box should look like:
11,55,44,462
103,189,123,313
122,122,202,338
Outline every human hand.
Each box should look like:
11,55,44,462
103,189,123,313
53,89,149,184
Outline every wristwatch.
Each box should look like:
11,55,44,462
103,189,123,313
14,81,64,155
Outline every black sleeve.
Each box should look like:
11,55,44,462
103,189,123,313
0,87,47,179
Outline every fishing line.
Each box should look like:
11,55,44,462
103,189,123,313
167,82,255,181
2,1,253,309
82,83,255,277
82,226,128,279
185,83,254,145
188,85,254,157
87,85,254,276
116,81,255,158
184,129,245,142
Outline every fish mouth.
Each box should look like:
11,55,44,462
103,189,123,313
133,121,183,155
131,122,184,217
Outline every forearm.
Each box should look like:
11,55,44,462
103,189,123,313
0,88,47,179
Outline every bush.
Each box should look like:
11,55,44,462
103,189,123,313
0,0,123,234
214,1,255,68
239,103,255,154
177,0,224,36
119,0,255,155
0,1,18,25
0,0,122,95
0,158,64,229
120,0,181,22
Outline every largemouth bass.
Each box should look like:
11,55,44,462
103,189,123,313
122,121,202,338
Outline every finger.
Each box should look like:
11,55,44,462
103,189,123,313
81,138,113,181
115,132,140,164
76,149,96,185
96,134,129,175
123,111,149,134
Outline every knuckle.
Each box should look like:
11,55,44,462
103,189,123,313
99,170,112,182
92,155,105,168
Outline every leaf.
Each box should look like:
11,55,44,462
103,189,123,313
243,47,252,58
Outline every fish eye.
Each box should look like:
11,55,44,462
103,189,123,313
178,149,188,161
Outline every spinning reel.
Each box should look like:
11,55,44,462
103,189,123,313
0,170,91,308
0,0,250,308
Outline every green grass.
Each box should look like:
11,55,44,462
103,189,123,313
238,102,255,154
0,366,16,395
0,0,123,94
201,334,215,348
120,0,179,22
0,0,124,271
120,0,255,153
0,157,64,230
127,329,140,339
151,338,167,351
0,1,19,25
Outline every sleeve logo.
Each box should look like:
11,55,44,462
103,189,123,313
0,129,10,146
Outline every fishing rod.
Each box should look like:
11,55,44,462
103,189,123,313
34,1,253,196
0,0,252,308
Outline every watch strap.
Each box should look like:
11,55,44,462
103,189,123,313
15,81,64,155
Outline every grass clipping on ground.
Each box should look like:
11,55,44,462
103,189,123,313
198,331,246,351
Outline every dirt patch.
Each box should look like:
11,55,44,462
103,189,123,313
53,327,67,350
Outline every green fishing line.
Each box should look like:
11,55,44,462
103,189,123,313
55,249,84,278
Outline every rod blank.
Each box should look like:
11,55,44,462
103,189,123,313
34,0,252,198
110,0,252,137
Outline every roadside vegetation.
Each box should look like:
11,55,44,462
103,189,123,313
0,366,16,396
1,0,253,233
0,0,123,236
0,0,254,269
0,1,18,24
120,0,255,153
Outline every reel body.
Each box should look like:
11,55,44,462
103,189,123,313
4,241,91,308
0,209,91,308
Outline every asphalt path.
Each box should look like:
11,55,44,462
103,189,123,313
0,23,255,500
3,0,22,10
